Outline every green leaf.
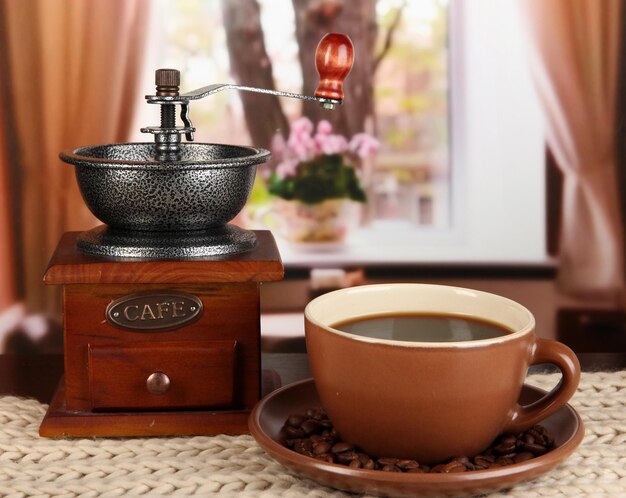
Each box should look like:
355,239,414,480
269,155,366,204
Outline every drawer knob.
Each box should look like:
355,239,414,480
146,371,171,395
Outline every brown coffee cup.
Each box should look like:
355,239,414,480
304,283,580,464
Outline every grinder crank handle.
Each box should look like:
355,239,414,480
146,33,355,110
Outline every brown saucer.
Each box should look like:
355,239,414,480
248,379,584,497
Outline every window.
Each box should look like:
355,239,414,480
131,0,547,265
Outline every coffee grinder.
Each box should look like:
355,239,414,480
39,33,354,437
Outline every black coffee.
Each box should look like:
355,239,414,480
331,313,512,342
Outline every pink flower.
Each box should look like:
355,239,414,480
286,118,316,161
349,133,379,158
276,159,298,179
288,133,316,161
276,117,376,164
313,120,342,155
316,120,333,135
318,134,348,155
290,117,314,138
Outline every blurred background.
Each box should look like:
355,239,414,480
1,0,625,361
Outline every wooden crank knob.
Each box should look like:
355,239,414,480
314,33,354,103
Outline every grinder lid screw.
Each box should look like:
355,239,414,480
155,68,181,96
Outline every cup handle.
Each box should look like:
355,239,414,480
503,338,581,434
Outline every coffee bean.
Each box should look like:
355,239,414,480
280,408,556,474
452,456,470,465
312,441,332,455
513,451,535,463
294,439,313,454
283,438,298,449
474,455,495,467
464,462,476,471
363,459,376,470
494,442,516,455
500,453,517,460
284,426,305,439
319,419,333,429
382,464,401,472
396,459,420,470
496,456,514,466
301,419,321,435
498,435,517,445
336,451,359,464
441,461,467,473
287,414,305,427
523,443,547,456
331,442,354,454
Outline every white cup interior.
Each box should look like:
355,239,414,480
305,283,535,346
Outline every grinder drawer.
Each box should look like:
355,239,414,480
88,340,237,411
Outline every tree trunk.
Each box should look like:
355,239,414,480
222,0,289,148
292,0,377,137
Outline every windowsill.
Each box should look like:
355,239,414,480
274,221,557,270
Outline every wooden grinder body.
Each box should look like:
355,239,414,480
40,231,283,438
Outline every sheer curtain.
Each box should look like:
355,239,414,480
520,0,625,300
0,0,151,315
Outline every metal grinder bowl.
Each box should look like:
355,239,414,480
60,143,270,232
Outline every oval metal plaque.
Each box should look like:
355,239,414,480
106,291,203,331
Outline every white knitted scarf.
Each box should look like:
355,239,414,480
0,372,624,497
